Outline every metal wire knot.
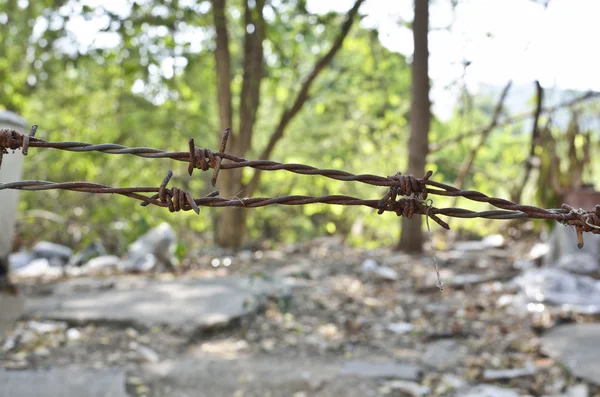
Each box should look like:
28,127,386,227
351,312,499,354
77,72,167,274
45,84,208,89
377,170,432,216
187,128,230,187
561,204,600,248
141,170,219,214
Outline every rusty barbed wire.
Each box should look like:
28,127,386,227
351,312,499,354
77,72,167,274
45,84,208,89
0,177,546,219
1,126,600,248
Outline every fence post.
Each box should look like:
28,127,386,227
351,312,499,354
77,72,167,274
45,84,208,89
0,111,27,274
0,111,27,338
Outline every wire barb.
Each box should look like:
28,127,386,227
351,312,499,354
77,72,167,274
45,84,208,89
22,125,38,155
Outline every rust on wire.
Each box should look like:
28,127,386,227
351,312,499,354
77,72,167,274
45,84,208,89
1,126,600,248
140,170,219,214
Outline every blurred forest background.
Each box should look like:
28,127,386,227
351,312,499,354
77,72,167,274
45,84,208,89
2,0,600,255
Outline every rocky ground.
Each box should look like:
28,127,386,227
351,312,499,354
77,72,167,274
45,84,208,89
1,234,600,397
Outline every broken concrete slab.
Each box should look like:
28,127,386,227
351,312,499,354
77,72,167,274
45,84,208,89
422,339,468,370
141,354,418,397
0,291,24,338
452,384,522,397
339,360,421,380
0,367,128,397
24,275,288,335
540,323,600,385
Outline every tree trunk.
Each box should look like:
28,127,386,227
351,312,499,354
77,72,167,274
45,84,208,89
213,0,363,248
398,0,430,253
214,0,265,248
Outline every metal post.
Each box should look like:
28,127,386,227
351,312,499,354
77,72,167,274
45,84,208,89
0,111,27,265
0,111,26,339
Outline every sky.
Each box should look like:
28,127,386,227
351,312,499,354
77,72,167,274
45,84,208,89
66,0,600,119
307,0,600,119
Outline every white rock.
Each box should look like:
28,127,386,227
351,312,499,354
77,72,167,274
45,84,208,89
483,361,536,380
482,234,505,248
383,380,430,396
31,241,73,261
129,341,160,363
13,258,62,278
529,242,550,260
361,259,398,281
8,251,35,271
437,373,467,392
82,255,121,273
565,383,589,397
66,328,82,341
387,322,414,334
361,259,378,273
454,384,521,397
514,268,600,314
28,321,67,334
556,252,599,274
374,266,399,281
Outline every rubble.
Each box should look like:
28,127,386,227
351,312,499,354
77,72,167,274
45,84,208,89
1,235,599,396
540,324,600,386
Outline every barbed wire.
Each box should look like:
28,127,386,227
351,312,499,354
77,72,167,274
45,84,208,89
1,126,599,249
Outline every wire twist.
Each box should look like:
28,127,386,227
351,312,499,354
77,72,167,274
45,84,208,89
187,128,230,187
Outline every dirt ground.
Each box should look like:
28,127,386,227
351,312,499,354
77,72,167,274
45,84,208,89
2,236,599,396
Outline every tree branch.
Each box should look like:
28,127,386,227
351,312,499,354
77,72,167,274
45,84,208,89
451,80,512,203
246,0,365,196
511,80,543,203
430,90,600,153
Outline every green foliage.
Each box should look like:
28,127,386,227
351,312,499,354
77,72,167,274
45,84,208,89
4,0,596,252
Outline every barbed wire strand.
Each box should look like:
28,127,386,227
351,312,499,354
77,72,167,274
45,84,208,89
1,127,600,249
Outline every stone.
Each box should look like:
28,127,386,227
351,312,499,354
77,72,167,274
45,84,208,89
120,223,178,272
13,258,62,278
0,367,128,397
436,374,467,394
540,323,600,385
361,259,378,273
31,241,73,262
66,328,81,341
483,360,536,380
8,251,35,271
27,320,68,334
24,275,288,334
129,341,160,363
514,268,600,314
453,384,521,397
544,223,600,272
453,234,505,252
556,252,599,274
565,384,589,397
67,241,107,267
339,360,421,380
81,255,121,273
387,322,414,334
382,380,430,396
422,340,468,371
141,354,408,397
361,259,398,281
